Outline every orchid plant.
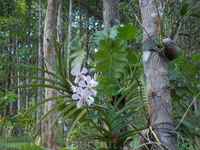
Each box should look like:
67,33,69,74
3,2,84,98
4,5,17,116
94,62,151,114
67,63,145,150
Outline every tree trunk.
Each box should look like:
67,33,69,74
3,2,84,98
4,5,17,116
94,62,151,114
10,27,18,116
57,1,62,43
36,0,43,136
102,0,120,29
139,0,176,149
42,0,61,149
67,0,72,60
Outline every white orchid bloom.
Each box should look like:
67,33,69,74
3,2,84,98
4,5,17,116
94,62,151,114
72,87,94,108
71,64,88,84
78,75,98,97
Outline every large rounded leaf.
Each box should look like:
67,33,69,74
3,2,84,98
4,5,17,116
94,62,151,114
94,37,127,79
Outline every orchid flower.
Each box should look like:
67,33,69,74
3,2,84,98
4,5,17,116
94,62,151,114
78,75,98,97
71,64,88,84
72,87,94,108
70,64,99,108
71,85,78,93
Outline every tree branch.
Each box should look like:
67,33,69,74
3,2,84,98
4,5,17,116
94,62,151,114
175,91,200,130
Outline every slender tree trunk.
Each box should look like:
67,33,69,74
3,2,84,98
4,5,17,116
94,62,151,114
67,0,72,60
102,0,120,29
57,1,62,43
10,28,18,116
78,0,82,37
17,71,20,113
36,0,43,135
139,0,176,149
25,72,30,110
42,0,61,149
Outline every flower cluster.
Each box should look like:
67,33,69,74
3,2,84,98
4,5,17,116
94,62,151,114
71,64,99,108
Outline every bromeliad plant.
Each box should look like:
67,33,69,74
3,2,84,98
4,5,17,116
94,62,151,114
9,24,148,150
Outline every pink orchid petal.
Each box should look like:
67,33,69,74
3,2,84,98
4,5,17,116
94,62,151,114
75,64,81,72
74,76,80,84
71,86,77,93
77,100,83,108
81,89,88,98
90,89,97,96
85,99,93,106
90,81,98,87
88,96,94,103
86,76,91,84
72,94,80,100
78,81,87,87
81,68,88,74
76,87,83,94
71,70,78,76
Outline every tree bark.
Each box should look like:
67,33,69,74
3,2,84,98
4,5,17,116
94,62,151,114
10,26,18,116
36,0,43,136
57,1,62,43
102,0,120,29
67,0,72,60
42,0,61,149
139,0,176,149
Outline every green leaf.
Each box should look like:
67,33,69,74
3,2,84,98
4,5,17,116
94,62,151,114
194,133,200,138
107,26,119,39
91,26,118,46
0,116,6,126
113,103,145,120
129,138,140,148
180,4,188,17
11,76,66,87
23,94,71,118
111,87,120,96
94,38,127,79
4,96,15,104
175,87,186,97
10,84,67,92
117,24,138,40
185,74,200,84
0,143,47,150
84,134,108,142
112,112,138,131
18,143,47,150
180,2,200,17
0,91,4,97
126,47,137,64
192,54,200,62
43,57,59,76
117,129,143,143
94,148,109,150
6,92,21,99
87,106,111,129
15,64,62,81
86,114,102,119
70,38,86,69
91,30,108,46
96,75,118,97
47,102,77,133
66,109,87,140
0,143,21,149
190,14,200,18
60,147,78,150
112,118,142,136
182,120,195,128
88,125,110,135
